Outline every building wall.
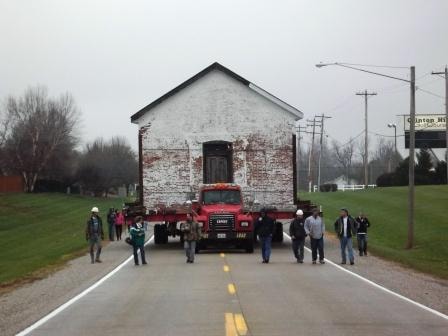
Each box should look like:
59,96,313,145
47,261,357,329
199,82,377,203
137,70,298,208
0,176,23,193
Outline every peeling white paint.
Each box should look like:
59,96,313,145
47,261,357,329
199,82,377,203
138,69,301,207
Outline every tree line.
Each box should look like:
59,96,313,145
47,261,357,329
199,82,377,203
0,87,138,195
298,135,447,189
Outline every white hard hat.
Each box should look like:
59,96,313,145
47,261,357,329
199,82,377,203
91,207,99,213
296,209,304,216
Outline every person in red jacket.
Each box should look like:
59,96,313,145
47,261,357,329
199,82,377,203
115,209,125,241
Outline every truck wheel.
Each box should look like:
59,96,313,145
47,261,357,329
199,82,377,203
272,221,284,243
245,240,254,253
161,224,169,244
154,224,162,244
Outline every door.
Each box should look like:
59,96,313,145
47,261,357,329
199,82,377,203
203,142,233,184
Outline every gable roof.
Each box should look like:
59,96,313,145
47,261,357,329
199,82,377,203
131,62,303,123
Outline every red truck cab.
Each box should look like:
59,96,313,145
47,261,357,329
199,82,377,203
193,183,254,253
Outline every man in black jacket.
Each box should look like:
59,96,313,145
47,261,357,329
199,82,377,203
334,208,357,265
255,209,275,263
289,209,307,263
355,212,371,256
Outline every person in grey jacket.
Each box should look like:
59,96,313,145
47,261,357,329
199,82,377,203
304,208,325,264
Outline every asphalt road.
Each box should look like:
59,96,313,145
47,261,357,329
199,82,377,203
21,236,448,336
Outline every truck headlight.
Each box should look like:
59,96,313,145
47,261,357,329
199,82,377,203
198,221,204,228
240,221,249,227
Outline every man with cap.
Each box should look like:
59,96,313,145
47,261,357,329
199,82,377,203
85,206,104,264
334,208,357,265
305,208,325,264
255,209,275,263
289,209,307,263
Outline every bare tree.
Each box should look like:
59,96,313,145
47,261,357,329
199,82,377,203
373,138,400,173
332,139,355,182
77,136,138,196
2,86,80,192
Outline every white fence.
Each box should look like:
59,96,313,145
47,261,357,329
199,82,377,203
313,184,377,192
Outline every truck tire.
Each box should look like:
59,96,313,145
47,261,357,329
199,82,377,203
154,223,169,244
161,223,169,244
272,221,284,243
245,239,254,253
154,224,162,244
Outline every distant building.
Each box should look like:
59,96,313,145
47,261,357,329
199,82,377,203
131,62,303,207
325,175,359,189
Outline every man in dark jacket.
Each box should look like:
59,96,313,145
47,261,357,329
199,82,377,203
289,209,307,263
180,213,202,263
255,209,275,263
86,207,104,264
355,212,371,256
107,208,116,241
334,208,357,265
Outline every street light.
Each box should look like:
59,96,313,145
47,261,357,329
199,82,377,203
388,123,397,153
316,62,416,249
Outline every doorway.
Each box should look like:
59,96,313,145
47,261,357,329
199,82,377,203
203,141,233,184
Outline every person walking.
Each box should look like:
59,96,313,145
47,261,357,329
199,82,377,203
115,209,125,241
289,209,307,263
334,208,357,265
85,207,104,264
304,208,325,264
180,213,201,263
255,209,275,263
355,212,371,256
107,208,116,241
130,216,147,265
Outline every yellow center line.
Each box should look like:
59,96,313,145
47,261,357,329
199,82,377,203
225,313,238,336
225,313,248,336
234,314,248,336
228,283,236,295
220,252,226,258
223,265,230,272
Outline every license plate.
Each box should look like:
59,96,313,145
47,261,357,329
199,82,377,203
217,233,226,239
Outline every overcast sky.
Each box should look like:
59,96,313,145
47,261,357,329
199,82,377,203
1,0,447,155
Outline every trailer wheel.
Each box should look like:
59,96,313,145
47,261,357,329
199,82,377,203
272,221,284,243
161,223,169,244
245,239,254,253
154,224,162,244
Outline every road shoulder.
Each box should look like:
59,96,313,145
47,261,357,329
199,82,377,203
0,232,152,336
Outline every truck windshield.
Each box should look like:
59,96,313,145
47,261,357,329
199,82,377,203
202,190,241,205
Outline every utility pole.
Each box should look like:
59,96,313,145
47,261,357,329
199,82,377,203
431,66,448,184
316,114,332,191
306,118,318,192
356,90,377,187
295,124,307,193
407,66,416,249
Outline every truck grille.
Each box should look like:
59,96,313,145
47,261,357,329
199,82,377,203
209,214,235,232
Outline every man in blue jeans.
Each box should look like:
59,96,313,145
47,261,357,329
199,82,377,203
305,208,325,264
334,208,357,265
255,209,275,263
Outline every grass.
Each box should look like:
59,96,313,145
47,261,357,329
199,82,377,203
303,185,448,279
0,193,130,286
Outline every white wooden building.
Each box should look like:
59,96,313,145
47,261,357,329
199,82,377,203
131,62,303,208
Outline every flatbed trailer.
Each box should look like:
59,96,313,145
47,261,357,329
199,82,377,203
124,184,319,252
